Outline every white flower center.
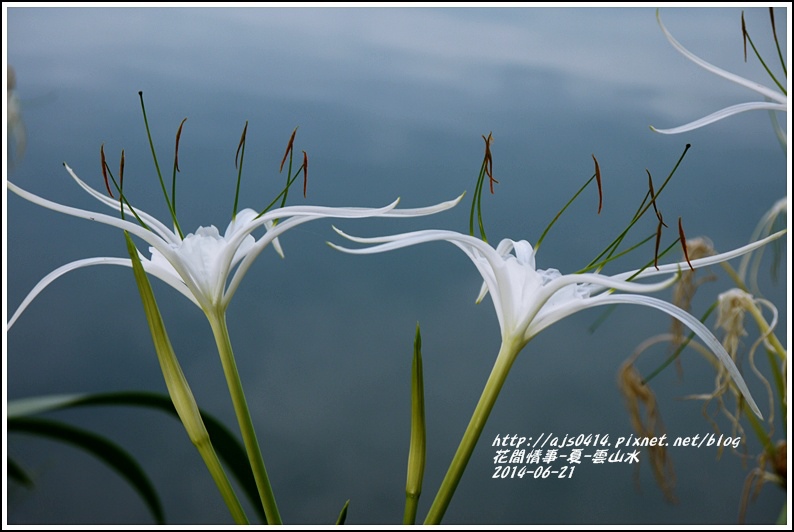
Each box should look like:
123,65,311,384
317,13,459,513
148,210,258,302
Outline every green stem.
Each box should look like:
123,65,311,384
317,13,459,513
193,436,250,524
207,309,282,525
424,338,521,524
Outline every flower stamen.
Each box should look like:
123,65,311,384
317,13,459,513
119,149,125,191
234,121,247,170
280,127,297,173
232,121,248,219
302,150,308,198
678,217,694,270
654,216,664,270
101,144,113,198
175,118,187,173
469,132,496,242
483,133,497,194
592,154,602,214
646,169,667,227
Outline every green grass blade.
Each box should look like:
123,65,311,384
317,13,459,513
7,457,35,487
335,499,350,525
8,417,165,524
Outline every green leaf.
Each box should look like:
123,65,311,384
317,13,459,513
7,457,35,488
336,499,350,525
8,417,165,524
776,502,787,525
403,323,426,525
7,390,265,523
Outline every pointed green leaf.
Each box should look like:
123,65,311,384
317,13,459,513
8,417,165,524
403,323,426,525
7,457,35,488
336,499,350,525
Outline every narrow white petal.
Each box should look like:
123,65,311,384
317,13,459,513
657,10,786,103
7,255,203,331
248,194,461,230
331,227,502,263
140,257,203,307
8,180,211,308
375,193,465,217
8,258,131,330
587,293,762,419
329,227,457,252
738,198,787,284
8,181,182,263
253,200,402,225
614,230,787,283
63,163,179,244
651,102,787,135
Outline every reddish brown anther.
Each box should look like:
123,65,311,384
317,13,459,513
175,118,187,173
482,133,498,194
769,8,779,48
678,217,694,271
654,216,663,270
235,121,248,170
280,127,298,172
302,150,308,198
119,150,125,191
646,169,667,227
592,154,602,214
100,144,113,198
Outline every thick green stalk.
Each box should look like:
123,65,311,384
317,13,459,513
424,338,522,524
207,309,282,525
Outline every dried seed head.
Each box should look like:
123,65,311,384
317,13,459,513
618,357,676,503
671,236,716,345
716,288,754,357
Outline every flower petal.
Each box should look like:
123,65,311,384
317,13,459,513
8,258,131,330
63,163,179,244
8,181,190,271
7,254,203,330
657,9,786,104
585,293,762,419
651,101,787,135
613,229,787,283
221,197,462,308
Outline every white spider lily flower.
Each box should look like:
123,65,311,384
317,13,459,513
7,165,462,327
650,10,787,143
330,228,786,418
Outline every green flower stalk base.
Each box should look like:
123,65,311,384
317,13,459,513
207,308,282,525
424,337,522,525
